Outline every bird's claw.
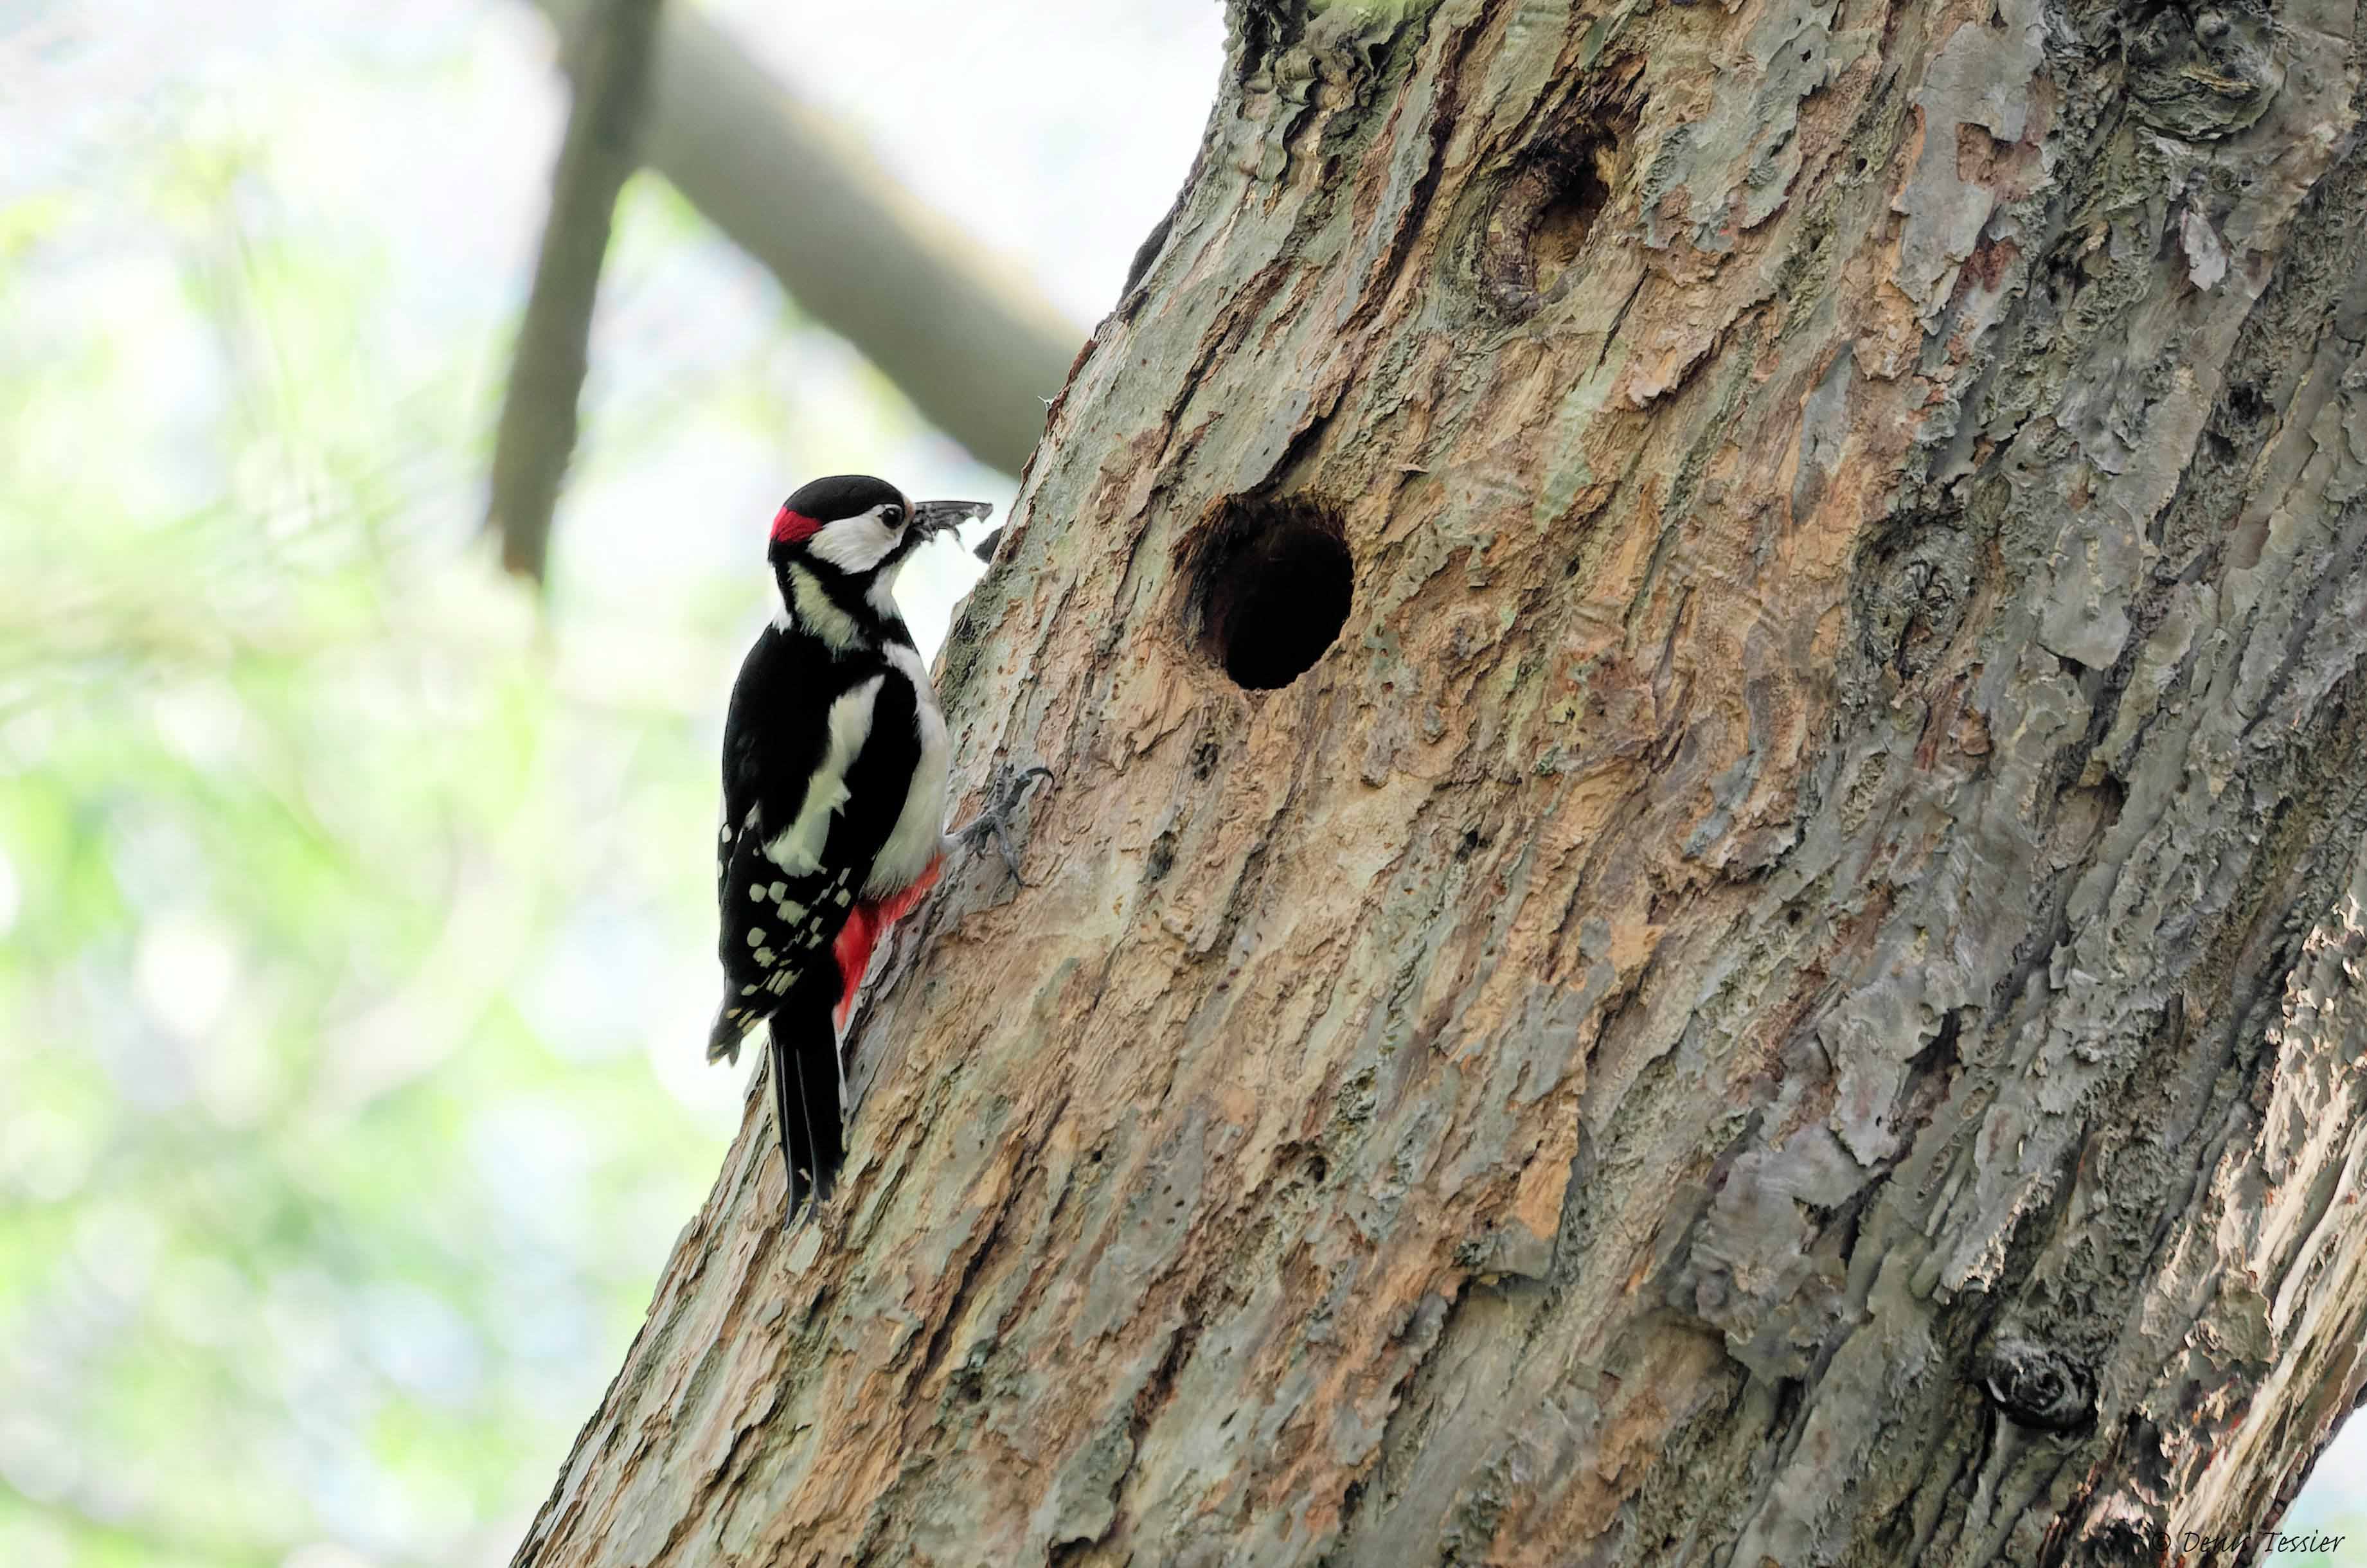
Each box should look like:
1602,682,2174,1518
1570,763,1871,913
956,764,1053,886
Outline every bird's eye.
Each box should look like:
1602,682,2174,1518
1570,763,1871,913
882,504,904,528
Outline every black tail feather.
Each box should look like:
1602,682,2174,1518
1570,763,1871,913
767,999,844,1226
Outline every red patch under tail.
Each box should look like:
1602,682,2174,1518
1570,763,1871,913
830,856,943,1030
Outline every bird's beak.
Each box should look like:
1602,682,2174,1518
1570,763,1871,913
910,499,993,542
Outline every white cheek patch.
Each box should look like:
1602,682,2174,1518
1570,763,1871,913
765,675,884,875
805,506,902,575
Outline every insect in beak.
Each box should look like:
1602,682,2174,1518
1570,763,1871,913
908,499,994,541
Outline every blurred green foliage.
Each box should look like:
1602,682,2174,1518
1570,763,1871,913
0,17,985,1564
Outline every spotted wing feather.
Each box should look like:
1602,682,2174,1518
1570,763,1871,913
708,628,927,1061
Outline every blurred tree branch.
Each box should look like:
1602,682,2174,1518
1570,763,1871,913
487,0,663,584
530,0,1084,476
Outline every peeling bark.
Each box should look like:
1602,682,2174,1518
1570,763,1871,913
516,0,2367,1562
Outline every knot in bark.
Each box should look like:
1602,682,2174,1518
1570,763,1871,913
2125,1,2283,139
1980,1333,2096,1432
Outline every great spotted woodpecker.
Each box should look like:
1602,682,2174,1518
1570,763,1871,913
707,474,1048,1225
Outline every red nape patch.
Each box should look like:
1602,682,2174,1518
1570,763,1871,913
771,506,821,545
830,856,943,1029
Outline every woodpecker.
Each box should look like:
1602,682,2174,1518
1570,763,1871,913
707,474,1047,1225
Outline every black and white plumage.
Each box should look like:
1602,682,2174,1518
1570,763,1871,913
707,474,1044,1227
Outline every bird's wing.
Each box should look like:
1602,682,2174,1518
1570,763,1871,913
715,642,924,1022
717,632,815,909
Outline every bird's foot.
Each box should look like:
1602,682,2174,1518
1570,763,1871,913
951,763,1054,886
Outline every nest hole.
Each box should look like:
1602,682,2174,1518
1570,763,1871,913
1481,132,1616,314
1530,152,1608,296
1188,496,1353,691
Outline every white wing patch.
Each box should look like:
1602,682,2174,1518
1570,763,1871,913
867,640,952,895
765,675,884,875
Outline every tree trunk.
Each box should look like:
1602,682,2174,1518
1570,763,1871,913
514,0,2367,1562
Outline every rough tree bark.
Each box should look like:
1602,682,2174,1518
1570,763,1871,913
515,0,2367,1562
